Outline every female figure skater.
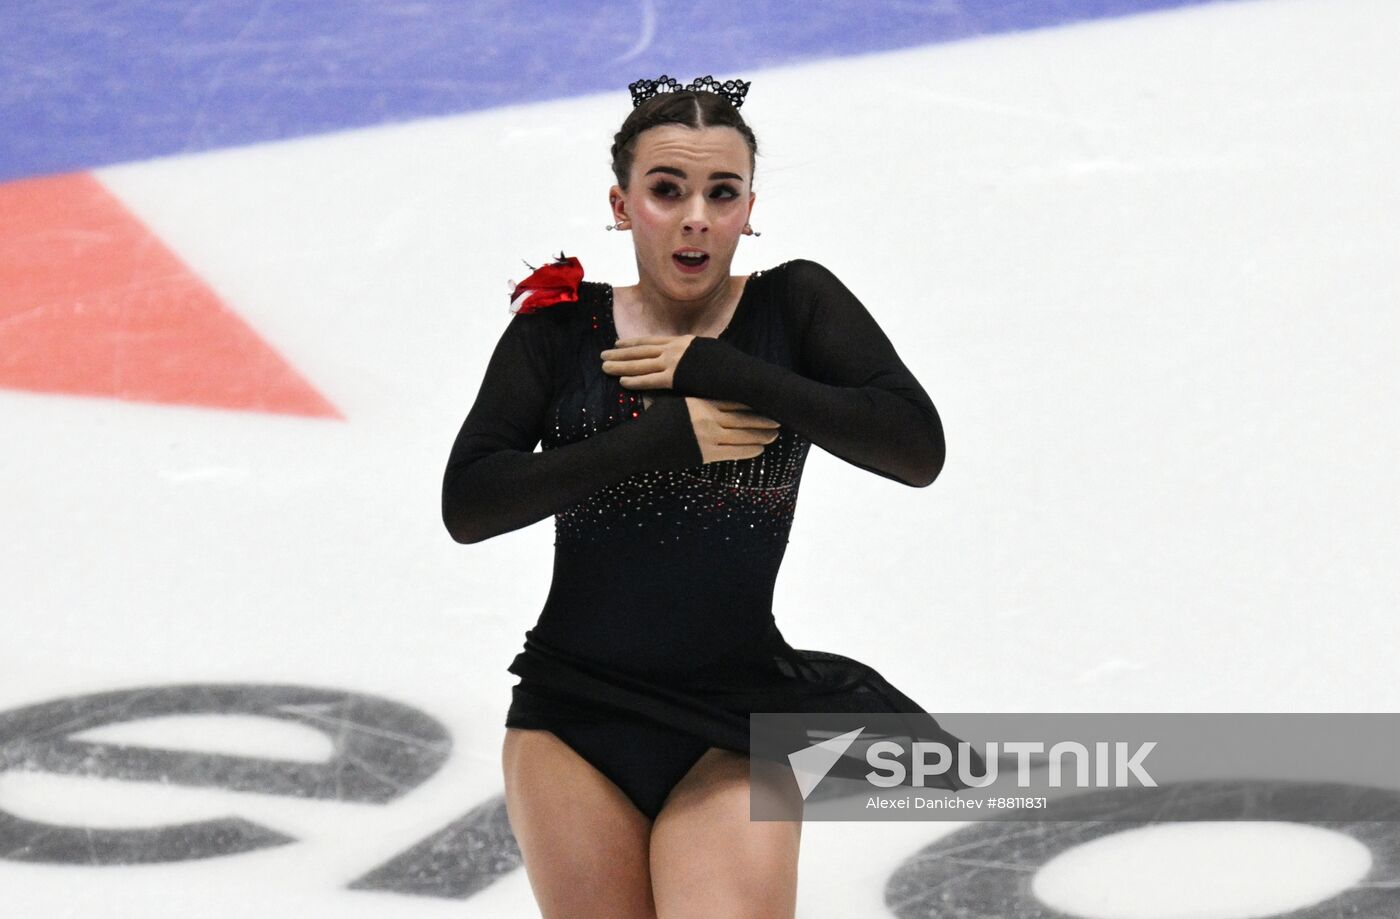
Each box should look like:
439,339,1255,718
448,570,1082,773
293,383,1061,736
442,74,977,919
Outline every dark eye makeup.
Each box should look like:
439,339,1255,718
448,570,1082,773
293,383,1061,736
649,180,740,199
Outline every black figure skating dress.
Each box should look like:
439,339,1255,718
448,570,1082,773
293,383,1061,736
443,259,981,819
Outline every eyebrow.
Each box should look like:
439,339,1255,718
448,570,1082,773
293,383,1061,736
645,166,743,181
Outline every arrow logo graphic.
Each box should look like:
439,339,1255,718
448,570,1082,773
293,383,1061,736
787,726,865,800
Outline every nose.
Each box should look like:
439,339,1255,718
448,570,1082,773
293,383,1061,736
682,199,709,234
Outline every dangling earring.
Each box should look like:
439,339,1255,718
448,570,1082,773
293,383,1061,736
745,224,762,237
606,221,629,231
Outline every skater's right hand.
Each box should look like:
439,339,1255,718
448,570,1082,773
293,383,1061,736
682,397,781,464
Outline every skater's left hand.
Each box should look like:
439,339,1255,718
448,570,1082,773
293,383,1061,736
601,335,696,391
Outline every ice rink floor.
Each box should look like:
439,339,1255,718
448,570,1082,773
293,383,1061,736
2,1,1398,916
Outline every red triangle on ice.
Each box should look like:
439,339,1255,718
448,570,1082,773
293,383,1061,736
0,171,342,418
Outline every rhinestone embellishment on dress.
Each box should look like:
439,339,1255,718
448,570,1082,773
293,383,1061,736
546,277,811,546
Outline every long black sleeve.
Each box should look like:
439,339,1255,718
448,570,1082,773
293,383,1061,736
671,259,944,487
442,309,703,544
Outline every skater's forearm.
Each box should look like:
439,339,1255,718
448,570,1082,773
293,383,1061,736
672,338,942,486
443,395,700,543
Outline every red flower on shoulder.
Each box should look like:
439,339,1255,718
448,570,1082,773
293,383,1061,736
508,252,584,314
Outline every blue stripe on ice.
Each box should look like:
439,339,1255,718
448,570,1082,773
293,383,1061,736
1,0,1228,182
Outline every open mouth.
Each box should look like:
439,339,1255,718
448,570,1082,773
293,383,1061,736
673,250,710,270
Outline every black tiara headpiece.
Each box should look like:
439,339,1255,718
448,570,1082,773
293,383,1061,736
628,74,751,109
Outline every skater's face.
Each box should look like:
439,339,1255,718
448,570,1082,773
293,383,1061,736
609,124,756,302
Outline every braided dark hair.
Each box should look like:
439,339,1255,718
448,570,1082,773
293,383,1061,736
610,91,759,190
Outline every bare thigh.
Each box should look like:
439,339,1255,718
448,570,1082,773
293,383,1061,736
649,747,804,919
502,727,656,919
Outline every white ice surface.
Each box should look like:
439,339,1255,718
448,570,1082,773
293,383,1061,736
3,0,1398,916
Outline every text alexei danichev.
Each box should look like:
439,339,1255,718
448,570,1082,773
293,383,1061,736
866,796,1049,809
